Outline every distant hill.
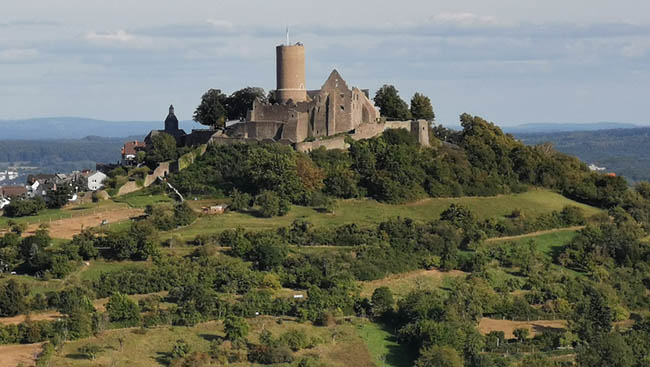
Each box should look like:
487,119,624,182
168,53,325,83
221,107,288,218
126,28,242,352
0,136,138,184
504,122,639,134
0,117,203,139
515,127,650,183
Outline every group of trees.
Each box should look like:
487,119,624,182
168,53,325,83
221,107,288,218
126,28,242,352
373,85,435,121
193,87,266,129
192,84,435,129
171,112,631,211
3,185,74,218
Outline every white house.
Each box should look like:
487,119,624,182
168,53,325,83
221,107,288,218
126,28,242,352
87,171,107,191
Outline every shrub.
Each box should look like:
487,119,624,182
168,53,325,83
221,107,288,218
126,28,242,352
256,190,290,217
78,344,103,360
106,292,141,327
279,329,309,351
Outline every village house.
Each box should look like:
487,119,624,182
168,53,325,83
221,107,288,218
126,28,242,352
121,140,146,166
85,171,107,191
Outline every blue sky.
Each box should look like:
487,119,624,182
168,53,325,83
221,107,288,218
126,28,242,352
2,0,650,127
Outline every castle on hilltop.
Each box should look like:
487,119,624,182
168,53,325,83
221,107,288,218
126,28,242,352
147,41,429,152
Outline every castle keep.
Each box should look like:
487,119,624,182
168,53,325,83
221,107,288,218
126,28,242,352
156,41,429,151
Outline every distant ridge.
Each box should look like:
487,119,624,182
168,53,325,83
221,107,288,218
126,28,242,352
503,122,639,134
0,117,203,140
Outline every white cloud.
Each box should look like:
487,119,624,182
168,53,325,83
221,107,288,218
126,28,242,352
428,12,500,27
84,30,136,43
206,19,234,30
0,48,39,62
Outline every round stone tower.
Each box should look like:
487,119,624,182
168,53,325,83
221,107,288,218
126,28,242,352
276,43,307,104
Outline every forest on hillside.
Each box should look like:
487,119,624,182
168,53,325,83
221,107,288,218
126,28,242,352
0,136,134,178
515,127,650,183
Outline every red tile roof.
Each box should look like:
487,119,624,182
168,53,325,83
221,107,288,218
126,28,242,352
1,186,27,198
122,140,146,156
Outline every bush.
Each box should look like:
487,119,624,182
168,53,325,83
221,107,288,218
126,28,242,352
106,292,141,327
279,329,309,351
248,344,293,364
256,190,290,218
3,198,46,217
230,189,253,212
78,344,103,360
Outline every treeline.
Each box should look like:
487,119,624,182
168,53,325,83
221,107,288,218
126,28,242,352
0,136,129,165
170,113,630,210
516,127,650,183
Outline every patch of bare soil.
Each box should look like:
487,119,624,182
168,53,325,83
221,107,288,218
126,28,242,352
0,312,63,326
0,343,42,367
478,317,568,339
24,208,144,239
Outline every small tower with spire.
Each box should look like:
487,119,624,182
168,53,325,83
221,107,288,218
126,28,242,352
164,104,179,132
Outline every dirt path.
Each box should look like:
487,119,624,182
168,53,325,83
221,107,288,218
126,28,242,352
485,226,585,243
478,317,568,339
24,208,144,239
0,343,42,367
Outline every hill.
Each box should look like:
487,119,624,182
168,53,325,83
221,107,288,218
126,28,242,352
1,113,649,367
0,136,139,184
0,117,202,140
515,127,650,182
503,122,639,134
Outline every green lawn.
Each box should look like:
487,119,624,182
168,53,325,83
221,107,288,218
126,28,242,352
112,191,173,208
0,200,126,230
357,320,414,367
489,229,580,258
162,189,601,241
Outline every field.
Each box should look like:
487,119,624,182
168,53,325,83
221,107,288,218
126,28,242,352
46,317,375,367
165,189,601,240
23,207,143,239
359,268,465,298
0,201,125,230
356,321,414,367
478,318,568,339
0,343,42,367
488,228,581,258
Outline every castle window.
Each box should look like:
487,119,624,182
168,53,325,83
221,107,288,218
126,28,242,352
340,93,344,99
340,105,345,111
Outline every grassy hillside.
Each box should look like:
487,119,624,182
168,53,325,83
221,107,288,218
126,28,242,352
165,189,601,240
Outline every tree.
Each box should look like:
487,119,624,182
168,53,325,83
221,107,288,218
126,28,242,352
256,190,290,218
226,87,266,120
410,93,435,121
371,287,394,317
224,315,249,345
70,230,98,260
194,89,228,129
0,280,29,316
572,286,613,341
374,85,411,120
3,197,46,217
146,132,178,166
230,189,253,212
106,292,141,326
576,332,634,367
415,345,463,367
47,185,73,209
513,327,530,343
